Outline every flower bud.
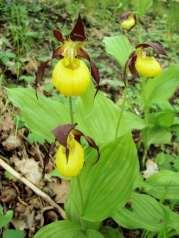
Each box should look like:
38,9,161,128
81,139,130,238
135,54,162,78
52,58,91,96
121,15,135,31
55,136,84,177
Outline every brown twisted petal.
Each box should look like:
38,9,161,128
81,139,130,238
53,29,64,42
128,53,138,78
77,48,100,93
52,46,64,59
136,42,166,55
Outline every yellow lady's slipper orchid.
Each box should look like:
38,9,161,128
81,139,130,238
121,15,135,31
135,52,162,78
52,57,91,96
55,135,84,177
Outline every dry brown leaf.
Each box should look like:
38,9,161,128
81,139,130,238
2,134,22,150
49,180,69,203
14,157,42,185
0,115,14,132
24,59,38,74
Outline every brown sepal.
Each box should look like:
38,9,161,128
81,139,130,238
53,29,64,42
70,14,86,41
53,123,100,160
120,11,133,20
52,123,77,147
136,42,166,56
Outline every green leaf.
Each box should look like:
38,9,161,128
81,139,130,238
103,35,134,67
27,132,46,144
3,229,25,238
143,127,172,147
76,93,145,145
7,87,69,143
113,193,179,233
0,210,13,229
142,65,179,108
148,110,175,128
142,170,179,200
34,220,82,238
155,153,179,172
133,0,153,16
102,227,124,238
86,230,104,238
66,134,139,222
8,88,145,146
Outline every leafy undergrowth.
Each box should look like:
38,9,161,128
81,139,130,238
0,1,179,238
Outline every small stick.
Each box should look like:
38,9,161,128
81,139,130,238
0,156,66,219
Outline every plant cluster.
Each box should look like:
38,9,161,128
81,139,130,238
0,1,179,238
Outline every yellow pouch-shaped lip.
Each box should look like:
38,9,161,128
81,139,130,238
135,55,162,78
121,16,135,30
52,58,91,96
55,137,84,178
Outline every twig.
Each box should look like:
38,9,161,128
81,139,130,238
0,156,66,219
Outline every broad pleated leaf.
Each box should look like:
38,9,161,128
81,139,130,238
86,230,104,238
7,88,145,146
0,210,13,229
7,87,69,143
113,192,179,234
113,193,168,232
66,134,139,222
133,0,153,16
103,35,133,67
142,170,179,200
34,220,82,238
76,93,145,145
3,229,25,238
142,65,179,108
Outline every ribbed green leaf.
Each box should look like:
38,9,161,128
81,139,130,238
0,210,13,229
86,230,104,238
143,127,172,147
66,134,139,222
76,93,145,145
103,35,133,67
142,65,179,108
102,227,124,238
7,88,145,146
113,193,167,232
3,229,25,238
7,87,69,143
113,193,179,235
34,220,82,238
142,170,179,200
133,0,153,16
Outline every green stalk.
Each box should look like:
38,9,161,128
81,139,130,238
68,96,84,217
69,96,74,124
115,87,127,139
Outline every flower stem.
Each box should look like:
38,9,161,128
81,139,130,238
115,87,127,138
69,96,74,124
